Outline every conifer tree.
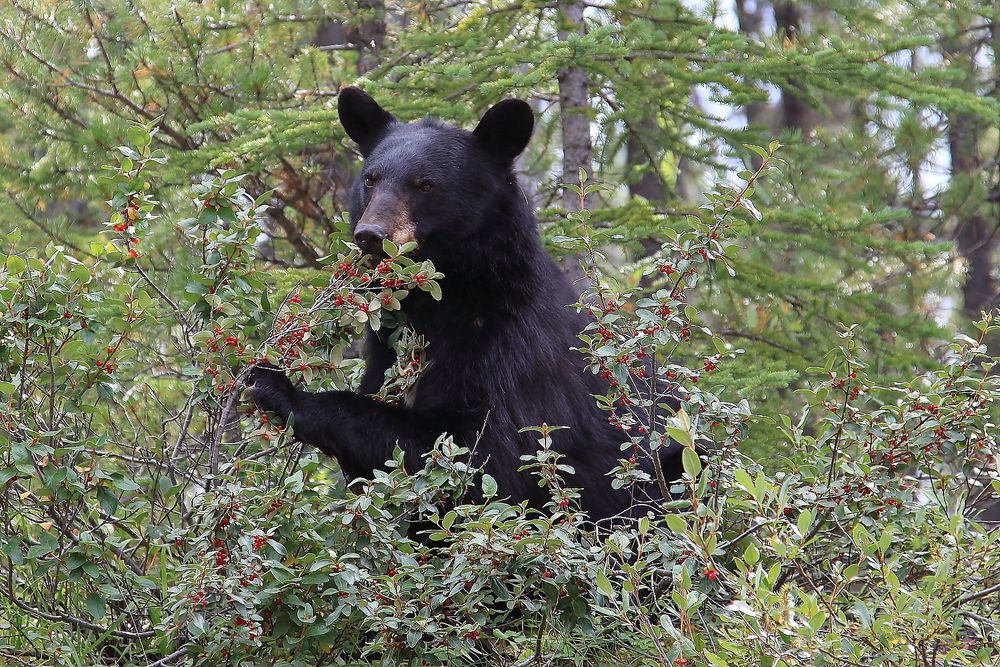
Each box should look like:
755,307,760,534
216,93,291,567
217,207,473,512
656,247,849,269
0,0,997,437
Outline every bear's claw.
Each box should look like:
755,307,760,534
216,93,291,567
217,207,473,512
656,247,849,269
247,365,297,417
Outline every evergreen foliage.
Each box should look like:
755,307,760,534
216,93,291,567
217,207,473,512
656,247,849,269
2,0,998,441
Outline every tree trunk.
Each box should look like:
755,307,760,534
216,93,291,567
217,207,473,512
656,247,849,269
557,0,592,210
735,0,770,137
774,1,813,133
349,0,385,75
946,29,995,318
626,118,665,203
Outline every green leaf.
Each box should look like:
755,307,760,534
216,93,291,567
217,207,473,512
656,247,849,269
595,571,613,596
712,336,728,355
705,652,730,667
481,473,498,498
883,567,899,591
852,524,872,552
665,515,686,533
188,613,207,637
97,487,119,515
665,426,693,448
3,537,24,565
295,602,315,623
878,526,893,554
744,144,769,161
111,475,140,492
4,255,26,274
681,447,701,478
131,576,157,590
304,621,329,638
796,509,813,538
127,126,151,148
733,468,756,498
26,539,57,560
86,592,107,620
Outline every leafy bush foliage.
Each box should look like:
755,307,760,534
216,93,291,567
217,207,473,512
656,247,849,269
1,128,998,667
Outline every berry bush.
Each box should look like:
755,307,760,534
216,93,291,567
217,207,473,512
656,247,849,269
1,128,998,666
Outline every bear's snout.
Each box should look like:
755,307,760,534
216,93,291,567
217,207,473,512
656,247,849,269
354,190,417,256
353,224,388,255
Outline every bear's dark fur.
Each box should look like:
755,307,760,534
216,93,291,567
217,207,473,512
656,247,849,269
250,87,683,522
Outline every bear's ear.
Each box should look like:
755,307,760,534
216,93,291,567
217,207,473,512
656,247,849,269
474,99,534,161
338,86,396,156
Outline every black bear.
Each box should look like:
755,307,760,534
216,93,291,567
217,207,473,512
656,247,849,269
250,87,683,522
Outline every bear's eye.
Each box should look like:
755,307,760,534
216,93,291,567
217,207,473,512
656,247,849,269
416,179,434,193
363,174,377,188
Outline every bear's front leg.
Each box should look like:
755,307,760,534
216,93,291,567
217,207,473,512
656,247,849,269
247,366,449,481
248,366,299,419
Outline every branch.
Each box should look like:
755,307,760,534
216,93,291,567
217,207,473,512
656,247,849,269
145,644,196,667
954,582,1000,607
5,565,154,639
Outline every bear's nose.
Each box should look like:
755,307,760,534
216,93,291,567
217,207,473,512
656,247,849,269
353,224,387,255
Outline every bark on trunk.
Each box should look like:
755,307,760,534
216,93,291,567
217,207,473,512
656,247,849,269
349,0,386,75
774,1,813,134
946,31,995,317
626,117,665,202
736,0,771,169
735,0,769,135
557,0,593,210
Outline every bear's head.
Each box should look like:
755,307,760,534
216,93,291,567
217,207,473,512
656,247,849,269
337,87,534,262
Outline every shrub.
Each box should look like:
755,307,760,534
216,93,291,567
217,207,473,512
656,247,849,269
1,128,998,666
